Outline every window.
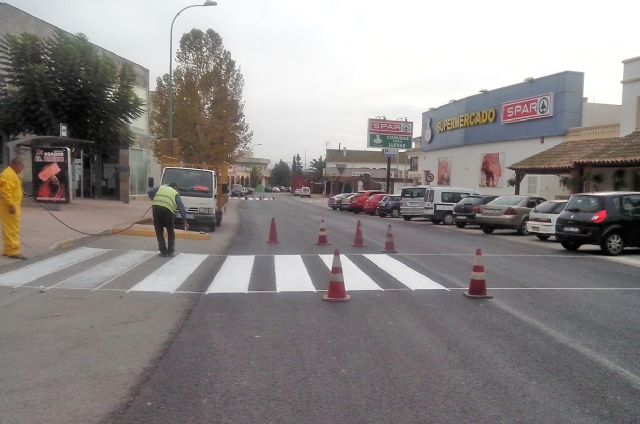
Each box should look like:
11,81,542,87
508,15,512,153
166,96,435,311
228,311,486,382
527,175,537,194
490,196,524,206
565,195,603,213
441,192,469,203
410,157,418,171
426,190,434,202
619,195,640,217
401,187,426,198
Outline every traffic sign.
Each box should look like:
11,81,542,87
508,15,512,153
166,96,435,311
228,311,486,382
384,148,399,158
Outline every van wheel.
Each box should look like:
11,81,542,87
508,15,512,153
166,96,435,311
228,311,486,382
431,219,441,224
561,240,581,251
391,209,400,218
455,222,466,228
403,216,412,221
601,232,625,256
481,225,494,234
536,234,551,240
443,213,454,225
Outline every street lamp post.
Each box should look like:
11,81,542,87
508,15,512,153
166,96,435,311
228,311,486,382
168,1,217,155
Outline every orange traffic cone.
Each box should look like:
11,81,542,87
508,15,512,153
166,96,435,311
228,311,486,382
382,224,397,253
267,217,280,244
464,249,493,298
323,249,350,302
316,219,330,245
351,219,366,247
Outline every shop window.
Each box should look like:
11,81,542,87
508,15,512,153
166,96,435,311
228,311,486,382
410,157,418,171
527,176,537,194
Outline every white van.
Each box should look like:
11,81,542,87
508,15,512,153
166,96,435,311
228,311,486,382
400,185,430,221
300,186,311,198
423,186,479,225
160,167,219,232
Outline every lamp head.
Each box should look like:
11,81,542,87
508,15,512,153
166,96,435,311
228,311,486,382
204,0,217,5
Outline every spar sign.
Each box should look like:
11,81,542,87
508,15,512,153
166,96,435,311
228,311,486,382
501,93,553,124
367,119,413,149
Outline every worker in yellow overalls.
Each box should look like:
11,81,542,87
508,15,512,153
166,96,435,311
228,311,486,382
0,157,26,259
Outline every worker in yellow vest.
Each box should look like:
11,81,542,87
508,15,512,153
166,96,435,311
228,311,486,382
0,157,26,259
148,182,189,257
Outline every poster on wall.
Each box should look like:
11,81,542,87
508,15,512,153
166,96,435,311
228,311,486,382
437,157,451,186
480,152,505,188
32,147,71,203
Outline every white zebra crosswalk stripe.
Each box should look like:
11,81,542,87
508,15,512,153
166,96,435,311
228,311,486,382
0,247,108,287
130,253,208,293
319,255,383,291
274,255,315,292
53,250,157,290
207,255,254,293
362,254,448,290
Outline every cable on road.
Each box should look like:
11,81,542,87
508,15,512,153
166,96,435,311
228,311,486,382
27,196,151,237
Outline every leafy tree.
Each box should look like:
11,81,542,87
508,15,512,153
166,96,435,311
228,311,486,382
0,30,143,149
291,154,303,176
308,155,326,179
270,160,291,187
151,28,252,164
249,166,262,188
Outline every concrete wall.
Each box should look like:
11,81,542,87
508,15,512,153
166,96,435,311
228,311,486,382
417,136,570,199
581,102,621,126
621,56,640,136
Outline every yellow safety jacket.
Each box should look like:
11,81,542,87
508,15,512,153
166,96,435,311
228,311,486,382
152,185,178,212
0,166,23,208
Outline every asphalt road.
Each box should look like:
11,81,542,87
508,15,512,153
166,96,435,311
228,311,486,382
100,194,640,424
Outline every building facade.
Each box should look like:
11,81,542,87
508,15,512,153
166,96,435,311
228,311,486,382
0,2,158,201
417,71,621,199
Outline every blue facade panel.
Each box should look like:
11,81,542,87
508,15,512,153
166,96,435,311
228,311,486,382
421,71,584,152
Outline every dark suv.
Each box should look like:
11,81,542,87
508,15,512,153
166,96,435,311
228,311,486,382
452,195,499,228
556,192,640,255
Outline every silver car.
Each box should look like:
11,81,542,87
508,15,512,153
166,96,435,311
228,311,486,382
476,195,547,235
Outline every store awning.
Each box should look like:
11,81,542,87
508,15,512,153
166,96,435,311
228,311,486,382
7,136,95,149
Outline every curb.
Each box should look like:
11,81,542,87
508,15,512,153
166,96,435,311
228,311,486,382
112,225,210,241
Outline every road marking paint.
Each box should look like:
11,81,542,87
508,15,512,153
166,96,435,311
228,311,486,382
46,250,157,290
0,247,108,287
447,287,640,290
363,254,448,290
274,255,315,292
319,254,383,291
206,255,255,293
129,253,208,293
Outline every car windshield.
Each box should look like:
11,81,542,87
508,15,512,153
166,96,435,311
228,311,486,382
161,168,213,198
565,196,603,212
535,201,567,214
488,196,524,206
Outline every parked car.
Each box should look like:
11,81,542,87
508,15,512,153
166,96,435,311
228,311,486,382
556,192,640,255
477,195,547,234
400,185,429,221
423,186,480,224
452,195,499,228
294,188,302,196
300,186,311,198
377,195,402,218
271,186,280,192
349,190,386,213
363,193,386,215
527,199,568,240
328,193,352,210
230,188,243,197
341,192,363,211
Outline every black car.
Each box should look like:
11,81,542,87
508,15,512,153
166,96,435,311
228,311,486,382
452,195,499,228
556,192,640,255
377,195,401,218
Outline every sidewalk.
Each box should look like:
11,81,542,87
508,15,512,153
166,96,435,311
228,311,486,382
0,198,152,267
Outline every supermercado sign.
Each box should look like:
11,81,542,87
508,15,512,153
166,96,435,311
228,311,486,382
501,93,553,124
436,109,496,133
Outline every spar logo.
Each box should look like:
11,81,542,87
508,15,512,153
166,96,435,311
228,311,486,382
501,93,554,124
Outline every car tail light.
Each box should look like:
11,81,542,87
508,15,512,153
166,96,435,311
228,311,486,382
472,206,482,213
504,207,517,215
591,209,607,224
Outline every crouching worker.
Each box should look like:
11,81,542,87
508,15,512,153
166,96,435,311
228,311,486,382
148,182,189,257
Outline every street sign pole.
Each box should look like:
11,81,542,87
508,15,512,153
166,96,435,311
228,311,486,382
386,156,391,193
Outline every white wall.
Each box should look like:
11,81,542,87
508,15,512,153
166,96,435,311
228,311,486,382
581,102,621,126
417,136,570,199
621,56,640,136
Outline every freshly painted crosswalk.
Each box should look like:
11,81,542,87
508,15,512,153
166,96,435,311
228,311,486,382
0,248,449,295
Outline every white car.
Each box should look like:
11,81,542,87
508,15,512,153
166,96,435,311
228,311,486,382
294,188,302,196
526,200,568,240
271,186,280,192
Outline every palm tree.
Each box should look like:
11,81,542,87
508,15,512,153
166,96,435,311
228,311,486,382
308,156,326,180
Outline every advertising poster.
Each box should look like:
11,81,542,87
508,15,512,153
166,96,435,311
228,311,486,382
480,152,505,188
437,157,451,186
32,147,71,203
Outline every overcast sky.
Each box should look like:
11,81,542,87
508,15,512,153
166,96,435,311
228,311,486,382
6,0,640,166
